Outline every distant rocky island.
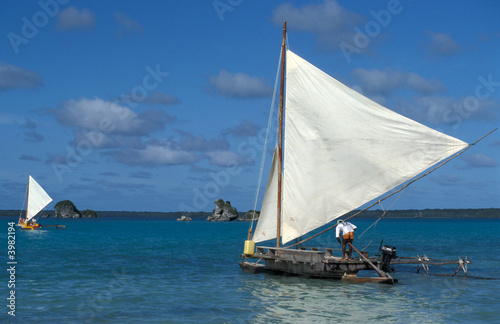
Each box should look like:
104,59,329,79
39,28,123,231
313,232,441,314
53,200,98,218
206,199,239,221
239,210,259,221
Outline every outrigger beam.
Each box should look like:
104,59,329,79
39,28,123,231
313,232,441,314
349,243,394,282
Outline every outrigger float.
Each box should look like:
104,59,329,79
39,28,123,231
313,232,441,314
17,174,66,230
239,22,494,284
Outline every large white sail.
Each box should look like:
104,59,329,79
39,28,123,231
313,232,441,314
254,49,468,244
26,175,53,221
252,147,279,243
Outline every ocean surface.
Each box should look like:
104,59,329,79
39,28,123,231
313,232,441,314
1,216,499,323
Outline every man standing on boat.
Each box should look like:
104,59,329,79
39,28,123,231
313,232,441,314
336,220,357,261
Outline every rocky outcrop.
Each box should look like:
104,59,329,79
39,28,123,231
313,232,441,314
81,209,98,218
238,210,259,221
177,215,192,221
206,199,238,221
54,200,81,218
54,200,98,218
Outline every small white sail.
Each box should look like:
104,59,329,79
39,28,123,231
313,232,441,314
26,175,53,221
254,49,468,244
252,147,279,243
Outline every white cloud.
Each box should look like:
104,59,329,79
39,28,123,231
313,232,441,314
57,6,96,31
106,143,198,166
431,174,465,186
205,150,250,167
353,68,405,95
401,95,498,125
272,0,363,52
209,70,272,98
353,68,446,96
0,62,42,91
223,120,261,137
406,73,447,94
462,153,498,168
114,12,145,37
144,91,180,105
52,97,175,136
176,132,229,152
425,31,461,58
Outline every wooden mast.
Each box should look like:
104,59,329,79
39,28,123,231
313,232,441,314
276,21,286,248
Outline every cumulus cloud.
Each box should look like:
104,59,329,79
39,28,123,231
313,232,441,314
209,70,272,98
50,97,253,169
431,174,464,186
175,132,229,152
462,153,498,168
406,73,447,94
114,12,145,37
144,91,180,105
353,68,405,95
272,0,363,52
57,6,96,31
205,150,251,167
223,120,261,137
425,31,461,58
105,142,198,166
51,97,175,136
24,131,44,143
401,95,498,125
353,68,446,96
71,130,145,150
130,171,152,179
20,154,41,162
0,62,42,91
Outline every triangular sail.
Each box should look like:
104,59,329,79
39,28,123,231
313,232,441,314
26,175,52,221
252,147,279,243
253,49,468,244
281,50,467,243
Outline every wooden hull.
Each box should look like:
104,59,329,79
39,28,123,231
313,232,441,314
19,223,41,230
239,260,397,284
240,246,397,284
18,223,66,230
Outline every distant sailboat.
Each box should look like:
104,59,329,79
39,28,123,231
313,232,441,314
18,175,65,230
239,22,495,283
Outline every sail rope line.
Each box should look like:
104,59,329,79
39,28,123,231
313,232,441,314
286,127,497,249
248,47,283,238
357,187,407,251
19,180,28,222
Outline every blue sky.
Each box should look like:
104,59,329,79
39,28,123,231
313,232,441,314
1,0,499,213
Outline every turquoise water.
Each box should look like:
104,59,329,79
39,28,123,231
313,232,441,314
1,217,500,323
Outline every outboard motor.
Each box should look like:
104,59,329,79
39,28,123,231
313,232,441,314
380,245,396,273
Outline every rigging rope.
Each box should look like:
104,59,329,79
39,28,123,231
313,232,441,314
18,177,28,221
357,187,406,251
248,47,283,238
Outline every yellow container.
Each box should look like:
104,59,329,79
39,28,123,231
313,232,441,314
243,240,255,256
